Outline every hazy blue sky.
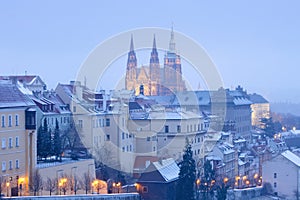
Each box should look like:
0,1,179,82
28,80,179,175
1,1,300,103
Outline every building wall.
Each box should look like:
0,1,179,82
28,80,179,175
37,159,96,195
262,154,299,199
251,103,270,128
0,107,36,196
129,117,206,161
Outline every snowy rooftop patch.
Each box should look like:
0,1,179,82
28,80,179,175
281,150,300,167
152,158,180,182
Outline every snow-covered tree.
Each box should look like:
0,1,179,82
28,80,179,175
176,138,196,200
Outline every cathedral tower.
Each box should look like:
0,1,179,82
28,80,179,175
149,35,160,96
163,27,185,95
125,35,137,91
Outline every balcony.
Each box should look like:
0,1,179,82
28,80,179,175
25,108,36,130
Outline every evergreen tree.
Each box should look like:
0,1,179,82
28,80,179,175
53,119,62,161
38,118,52,159
176,139,196,200
37,125,43,160
216,182,228,200
201,160,216,199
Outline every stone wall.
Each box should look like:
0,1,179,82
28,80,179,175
6,193,140,200
227,187,263,200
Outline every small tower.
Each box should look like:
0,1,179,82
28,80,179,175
149,34,160,96
125,35,137,92
163,26,185,95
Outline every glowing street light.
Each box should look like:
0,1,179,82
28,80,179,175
18,177,25,196
6,182,10,197
59,178,67,195
223,177,228,184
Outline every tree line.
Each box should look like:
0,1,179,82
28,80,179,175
176,139,228,200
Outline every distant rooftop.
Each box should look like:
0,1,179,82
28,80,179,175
0,83,35,108
281,150,300,167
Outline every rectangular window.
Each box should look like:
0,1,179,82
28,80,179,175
106,118,110,127
15,115,19,126
122,132,125,140
177,125,181,133
8,115,12,127
122,147,125,152
274,182,277,188
78,120,83,128
15,136,19,147
142,186,148,193
1,115,5,127
147,137,151,141
274,173,277,178
15,160,19,169
187,125,189,132
8,137,12,148
165,125,169,133
9,160,12,170
2,161,6,172
2,138,6,149
73,106,76,112
106,134,110,141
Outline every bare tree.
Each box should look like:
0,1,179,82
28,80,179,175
81,172,91,194
0,175,6,198
67,173,80,195
30,169,43,196
94,142,114,168
45,177,57,196
62,124,85,160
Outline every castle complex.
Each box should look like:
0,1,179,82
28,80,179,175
125,29,186,96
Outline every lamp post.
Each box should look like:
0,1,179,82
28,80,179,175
59,178,67,195
235,176,240,189
18,177,24,196
6,182,10,197
196,179,200,200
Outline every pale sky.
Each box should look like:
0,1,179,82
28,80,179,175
1,1,300,103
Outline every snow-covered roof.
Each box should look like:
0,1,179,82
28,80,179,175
233,97,252,105
0,83,35,108
152,158,179,182
281,150,300,167
238,159,246,166
148,110,202,120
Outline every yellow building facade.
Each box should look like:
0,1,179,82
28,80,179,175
0,83,36,197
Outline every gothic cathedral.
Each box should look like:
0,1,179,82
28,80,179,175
125,29,186,96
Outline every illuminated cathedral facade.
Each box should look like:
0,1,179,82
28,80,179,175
125,29,186,96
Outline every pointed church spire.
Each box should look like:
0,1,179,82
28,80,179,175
152,34,157,50
130,34,134,52
169,24,176,52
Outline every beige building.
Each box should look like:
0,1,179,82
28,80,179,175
248,93,270,128
129,110,208,163
0,83,36,197
55,82,135,173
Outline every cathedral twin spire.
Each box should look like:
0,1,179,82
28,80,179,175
126,28,185,96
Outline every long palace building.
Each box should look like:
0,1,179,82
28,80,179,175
125,28,186,96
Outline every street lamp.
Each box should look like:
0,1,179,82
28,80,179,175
235,176,240,188
6,182,10,197
59,178,67,195
18,177,25,196
223,177,228,184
